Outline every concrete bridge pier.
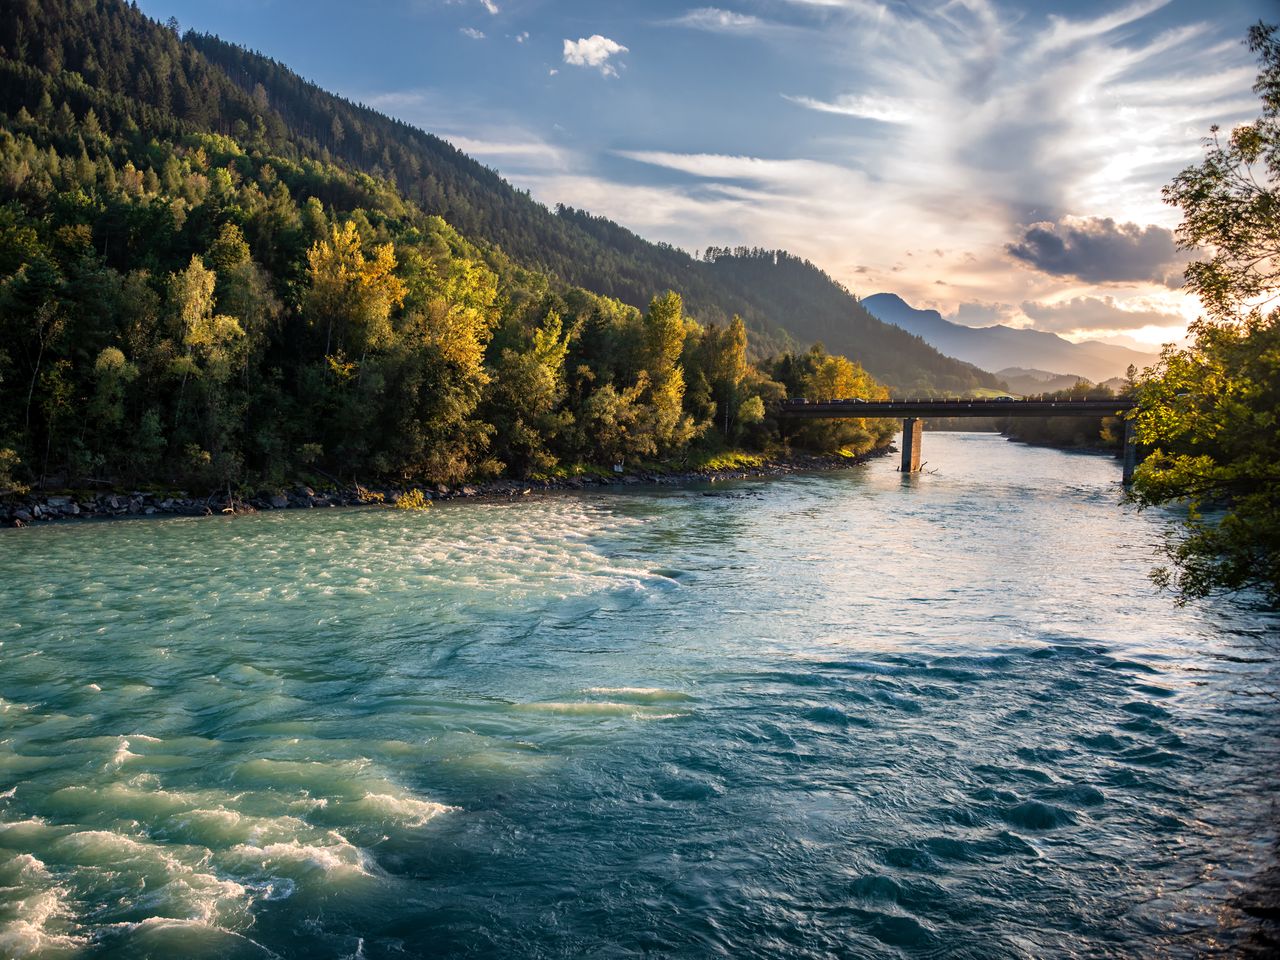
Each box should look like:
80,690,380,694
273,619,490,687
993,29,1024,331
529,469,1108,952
900,417,923,473
1122,418,1138,485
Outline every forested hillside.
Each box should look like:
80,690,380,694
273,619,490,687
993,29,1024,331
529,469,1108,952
0,0,1008,495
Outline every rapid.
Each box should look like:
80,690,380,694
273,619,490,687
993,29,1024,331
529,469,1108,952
1,432,1276,958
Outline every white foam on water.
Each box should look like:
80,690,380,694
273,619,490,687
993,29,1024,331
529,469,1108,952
518,701,643,716
223,833,373,880
0,888,87,958
52,828,162,862
108,737,138,767
0,817,53,844
349,792,458,827
102,916,275,958
175,808,312,847
42,828,265,934
583,687,695,702
519,701,692,720
2,852,51,882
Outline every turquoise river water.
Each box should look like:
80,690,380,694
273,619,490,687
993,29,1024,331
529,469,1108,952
1,432,1277,958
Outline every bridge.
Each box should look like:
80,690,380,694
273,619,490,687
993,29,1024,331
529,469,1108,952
777,396,1140,482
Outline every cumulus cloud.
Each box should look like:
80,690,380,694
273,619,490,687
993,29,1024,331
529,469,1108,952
1006,217,1190,287
479,0,499,14
1020,295,1186,334
460,26,485,40
563,35,628,76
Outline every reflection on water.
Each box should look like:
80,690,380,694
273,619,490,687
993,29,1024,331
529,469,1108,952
1,433,1276,958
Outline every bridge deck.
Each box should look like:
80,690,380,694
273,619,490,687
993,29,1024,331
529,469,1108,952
777,397,1134,419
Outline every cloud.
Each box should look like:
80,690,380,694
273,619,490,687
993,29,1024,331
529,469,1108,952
460,26,485,40
514,31,529,43
479,0,499,14
783,93,917,123
617,150,852,185
447,135,568,171
1006,217,1190,286
1036,0,1171,53
950,301,1016,327
1020,295,1186,334
668,8,766,32
562,35,628,76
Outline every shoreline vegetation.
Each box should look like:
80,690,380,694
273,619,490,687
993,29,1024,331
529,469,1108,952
0,1,956,512
1,445,893,527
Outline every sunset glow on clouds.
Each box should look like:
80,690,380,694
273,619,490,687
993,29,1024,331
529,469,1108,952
141,0,1266,346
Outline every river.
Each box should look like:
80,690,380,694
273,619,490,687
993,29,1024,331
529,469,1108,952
1,432,1276,958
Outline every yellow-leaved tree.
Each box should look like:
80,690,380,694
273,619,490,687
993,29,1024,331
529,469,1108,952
305,221,406,364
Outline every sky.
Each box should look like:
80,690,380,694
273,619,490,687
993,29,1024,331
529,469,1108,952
136,0,1272,347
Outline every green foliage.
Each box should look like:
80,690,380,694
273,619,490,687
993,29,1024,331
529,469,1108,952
0,0,904,494
1131,23,1280,606
767,345,895,455
0,447,27,496
999,380,1122,450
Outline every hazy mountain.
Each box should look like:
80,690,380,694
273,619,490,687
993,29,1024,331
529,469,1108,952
996,368,1092,395
862,293,1158,383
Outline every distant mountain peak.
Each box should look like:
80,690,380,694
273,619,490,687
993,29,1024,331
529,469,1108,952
862,293,1156,383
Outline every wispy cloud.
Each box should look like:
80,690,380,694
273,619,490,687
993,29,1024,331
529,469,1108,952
782,93,917,123
460,26,485,40
448,135,568,170
563,35,629,77
1035,0,1172,53
668,7,767,32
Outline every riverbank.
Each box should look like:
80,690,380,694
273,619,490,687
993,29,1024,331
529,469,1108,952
1,446,893,527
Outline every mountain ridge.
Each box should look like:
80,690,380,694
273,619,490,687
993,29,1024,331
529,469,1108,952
862,292,1157,384
180,25,1000,392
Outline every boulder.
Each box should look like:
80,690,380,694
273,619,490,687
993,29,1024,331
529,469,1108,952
269,494,289,509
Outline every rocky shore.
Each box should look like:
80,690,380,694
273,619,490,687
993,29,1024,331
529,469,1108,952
2,447,892,527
